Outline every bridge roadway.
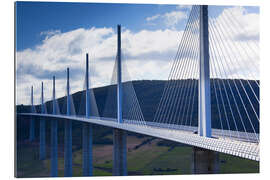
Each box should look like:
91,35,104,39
19,113,259,161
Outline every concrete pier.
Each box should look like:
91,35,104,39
198,5,211,137
51,76,58,177
50,119,58,176
191,146,219,174
39,118,46,160
64,68,72,177
112,25,127,176
29,86,35,141
82,123,93,176
117,25,123,124
39,82,46,160
82,53,93,176
64,119,72,176
29,118,35,141
113,128,127,176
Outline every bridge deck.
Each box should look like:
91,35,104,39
18,113,259,161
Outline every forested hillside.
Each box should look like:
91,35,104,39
16,79,259,142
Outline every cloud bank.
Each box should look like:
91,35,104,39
16,27,182,105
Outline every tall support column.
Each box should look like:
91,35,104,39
198,5,211,137
82,53,93,176
194,5,219,174
82,123,93,176
191,147,219,174
39,82,46,160
113,128,127,176
113,25,127,176
29,86,35,141
117,24,123,124
64,68,72,177
51,76,58,177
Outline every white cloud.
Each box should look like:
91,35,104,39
176,5,192,10
209,6,259,41
224,7,259,41
163,11,188,28
208,6,259,80
145,6,189,28
40,30,61,40
16,27,183,105
146,14,160,22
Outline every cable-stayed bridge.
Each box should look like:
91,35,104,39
17,5,259,176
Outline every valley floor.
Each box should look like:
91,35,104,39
16,134,259,177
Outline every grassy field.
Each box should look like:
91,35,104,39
16,134,259,177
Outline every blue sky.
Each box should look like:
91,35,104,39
15,2,259,105
16,2,190,51
16,2,259,51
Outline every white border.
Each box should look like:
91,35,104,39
1,0,269,180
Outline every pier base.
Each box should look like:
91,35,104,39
113,128,127,176
82,123,93,176
64,120,72,177
50,119,58,177
29,118,35,141
191,146,219,174
39,119,46,160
